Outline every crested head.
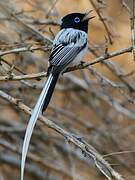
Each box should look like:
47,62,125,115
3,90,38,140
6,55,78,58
61,12,93,33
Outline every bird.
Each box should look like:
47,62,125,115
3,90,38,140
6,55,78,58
21,11,94,180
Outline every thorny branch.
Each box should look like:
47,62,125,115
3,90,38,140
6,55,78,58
0,90,124,180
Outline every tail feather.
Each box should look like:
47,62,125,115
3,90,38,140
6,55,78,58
42,72,59,113
21,73,59,180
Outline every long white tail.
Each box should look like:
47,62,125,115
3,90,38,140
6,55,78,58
21,73,59,180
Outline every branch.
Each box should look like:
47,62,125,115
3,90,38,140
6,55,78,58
65,46,132,73
0,46,132,82
0,45,51,57
0,2,53,45
0,72,47,81
0,90,124,180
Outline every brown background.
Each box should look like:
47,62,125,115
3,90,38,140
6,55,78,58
0,0,135,179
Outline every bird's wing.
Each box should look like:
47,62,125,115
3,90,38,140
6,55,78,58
49,43,86,72
48,29,87,72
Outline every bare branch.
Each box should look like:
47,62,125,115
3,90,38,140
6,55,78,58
0,90,124,180
65,46,132,73
0,71,47,81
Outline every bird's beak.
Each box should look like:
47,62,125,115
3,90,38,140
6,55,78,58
82,10,95,22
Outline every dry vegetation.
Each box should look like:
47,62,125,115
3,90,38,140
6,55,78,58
0,0,135,179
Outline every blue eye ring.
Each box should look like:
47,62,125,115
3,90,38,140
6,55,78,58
74,17,80,23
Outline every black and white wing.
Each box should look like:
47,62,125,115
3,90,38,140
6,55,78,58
48,28,88,72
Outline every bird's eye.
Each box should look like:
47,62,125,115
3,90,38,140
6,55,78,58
74,17,80,23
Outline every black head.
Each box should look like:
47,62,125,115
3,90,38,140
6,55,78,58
61,12,94,33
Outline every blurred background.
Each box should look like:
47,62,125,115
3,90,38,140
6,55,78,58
0,0,135,179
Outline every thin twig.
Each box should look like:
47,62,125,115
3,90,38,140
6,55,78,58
0,45,51,57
